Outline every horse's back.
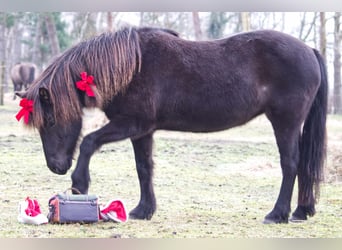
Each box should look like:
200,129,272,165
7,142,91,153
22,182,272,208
10,64,22,83
136,29,321,132
219,30,322,131
11,63,37,83
20,63,37,83
141,28,319,91
238,31,321,106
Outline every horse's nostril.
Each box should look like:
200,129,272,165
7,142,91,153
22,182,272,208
47,157,71,175
51,167,59,174
49,166,66,175
59,168,68,175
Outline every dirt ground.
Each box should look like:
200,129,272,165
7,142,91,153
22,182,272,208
0,93,341,238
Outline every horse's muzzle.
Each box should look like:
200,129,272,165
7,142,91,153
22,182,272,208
46,157,72,175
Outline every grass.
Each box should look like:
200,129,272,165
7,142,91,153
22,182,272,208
0,94,341,238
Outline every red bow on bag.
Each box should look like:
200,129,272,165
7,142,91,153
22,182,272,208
100,199,128,223
75,72,96,97
18,197,48,225
25,197,42,217
16,98,34,124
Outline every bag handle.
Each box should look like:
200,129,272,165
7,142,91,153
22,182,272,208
60,188,97,203
63,188,91,202
64,187,82,195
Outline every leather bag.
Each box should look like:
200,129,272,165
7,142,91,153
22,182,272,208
47,188,99,224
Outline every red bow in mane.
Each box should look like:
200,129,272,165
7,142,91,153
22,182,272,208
16,98,34,124
76,72,96,97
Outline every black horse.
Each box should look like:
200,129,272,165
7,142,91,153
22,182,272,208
11,62,37,100
17,27,327,224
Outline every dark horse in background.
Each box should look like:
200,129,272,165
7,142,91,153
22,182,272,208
11,62,37,100
17,26,327,224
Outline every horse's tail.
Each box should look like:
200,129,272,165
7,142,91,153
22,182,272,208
297,48,328,214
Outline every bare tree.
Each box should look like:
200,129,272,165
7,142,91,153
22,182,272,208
44,13,60,56
107,12,113,32
78,13,91,42
319,12,327,63
192,12,202,40
138,12,192,38
240,12,250,31
4,13,18,93
298,12,318,42
333,12,342,114
0,13,6,105
78,12,98,41
207,12,228,39
32,13,43,66
139,12,145,26
9,14,22,65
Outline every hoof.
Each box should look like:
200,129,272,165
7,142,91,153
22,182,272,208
263,211,289,224
263,218,276,224
289,215,306,223
263,217,288,224
129,206,154,220
129,212,153,220
291,205,313,221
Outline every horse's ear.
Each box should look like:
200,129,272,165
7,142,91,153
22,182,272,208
39,87,52,105
15,91,27,99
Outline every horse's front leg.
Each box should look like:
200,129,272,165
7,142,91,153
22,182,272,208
71,117,153,194
129,133,156,220
71,132,96,194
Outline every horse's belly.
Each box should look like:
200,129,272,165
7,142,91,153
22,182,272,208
157,107,260,133
156,83,264,132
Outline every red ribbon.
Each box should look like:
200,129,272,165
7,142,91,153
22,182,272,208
100,200,128,222
76,72,96,97
25,197,42,217
16,98,34,124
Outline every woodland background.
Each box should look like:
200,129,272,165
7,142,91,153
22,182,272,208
0,12,341,112
0,12,341,238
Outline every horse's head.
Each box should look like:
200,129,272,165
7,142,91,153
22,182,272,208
38,87,82,174
16,27,142,175
18,88,82,175
38,88,82,175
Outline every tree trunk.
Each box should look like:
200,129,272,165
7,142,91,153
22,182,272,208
79,12,97,41
12,18,21,64
319,12,327,63
140,12,145,26
298,12,318,42
107,12,113,32
79,13,90,42
192,12,202,40
44,13,60,56
32,13,42,66
0,13,6,105
207,12,227,39
240,12,250,31
334,12,342,114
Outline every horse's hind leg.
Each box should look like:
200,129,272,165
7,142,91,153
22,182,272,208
129,133,156,220
13,83,22,100
264,115,301,224
291,189,315,221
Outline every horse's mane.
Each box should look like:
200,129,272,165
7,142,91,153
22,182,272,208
26,26,142,129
